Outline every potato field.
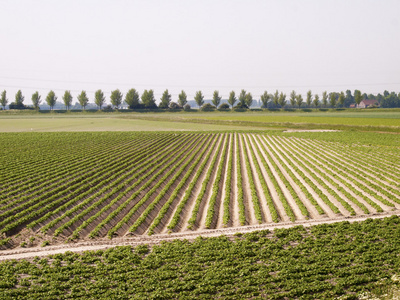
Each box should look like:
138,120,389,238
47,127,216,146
1,131,399,245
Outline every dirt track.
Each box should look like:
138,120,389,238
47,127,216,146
1,211,399,261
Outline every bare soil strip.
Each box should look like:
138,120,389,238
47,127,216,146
298,138,396,211
238,134,257,225
216,133,232,229
260,135,322,220
255,136,304,220
251,136,290,222
231,134,240,227
268,136,337,218
2,211,400,261
244,134,272,222
283,137,369,215
305,139,400,197
157,135,217,234
263,135,328,219
176,134,223,232
116,135,206,236
197,134,228,230
274,136,353,216
317,140,400,182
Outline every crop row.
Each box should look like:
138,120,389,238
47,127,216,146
0,132,398,243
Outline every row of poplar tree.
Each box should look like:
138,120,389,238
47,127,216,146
0,88,398,110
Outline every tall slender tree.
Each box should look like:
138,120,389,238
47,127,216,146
62,90,73,111
354,90,362,106
289,90,297,107
272,90,280,107
238,89,247,106
77,90,89,110
212,90,221,107
15,90,24,107
124,89,139,109
329,93,337,108
111,89,123,109
159,89,171,108
338,92,345,107
296,94,303,108
245,92,253,108
194,91,204,108
95,89,106,110
306,90,312,107
344,90,353,107
227,91,236,108
1,90,8,110
322,91,328,107
46,90,57,110
278,92,286,108
178,90,187,107
141,89,157,108
260,91,270,108
313,94,320,108
31,91,41,110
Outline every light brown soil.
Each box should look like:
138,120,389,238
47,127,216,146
255,136,305,220
197,134,228,230
244,134,273,222
284,137,369,216
231,134,240,227
304,138,400,203
268,136,337,218
263,135,329,219
216,134,232,229
250,136,289,222
284,129,340,133
299,138,396,211
260,135,322,220
175,134,223,232
238,134,257,225
274,136,353,216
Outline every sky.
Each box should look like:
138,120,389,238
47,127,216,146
0,0,399,105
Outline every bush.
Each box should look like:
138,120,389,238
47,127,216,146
129,103,145,110
218,103,230,111
301,108,312,112
169,102,181,110
183,104,191,111
201,103,215,111
234,103,249,110
102,105,114,111
8,102,31,110
158,102,169,109
319,108,329,112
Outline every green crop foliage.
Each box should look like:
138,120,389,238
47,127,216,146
2,217,400,299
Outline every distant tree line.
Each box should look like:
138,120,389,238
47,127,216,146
1,88,400,111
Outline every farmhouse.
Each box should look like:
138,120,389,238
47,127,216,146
357,99,379,108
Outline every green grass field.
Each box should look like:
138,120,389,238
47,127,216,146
0,116,263,132
179,110,400,128
1,109,400,132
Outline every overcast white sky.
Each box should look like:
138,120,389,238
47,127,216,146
1,0,399,104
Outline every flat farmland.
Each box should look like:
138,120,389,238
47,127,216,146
0,115,262,132
1,131,399,248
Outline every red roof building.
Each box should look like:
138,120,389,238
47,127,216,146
357,99,379,108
